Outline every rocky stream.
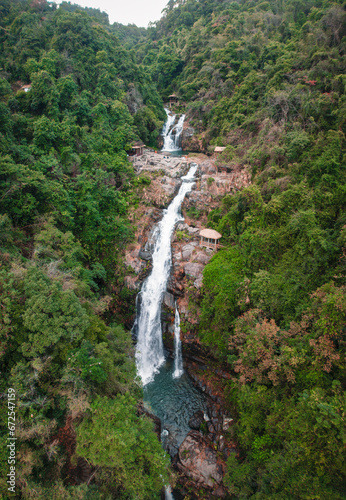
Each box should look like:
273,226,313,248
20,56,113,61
123,125,251,497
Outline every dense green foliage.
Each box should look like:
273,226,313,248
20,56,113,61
77,395,170,499
140,0,346,141
1,0,345,498
138,0,345,497
0,1,168,498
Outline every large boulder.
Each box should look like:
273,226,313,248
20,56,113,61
163,292,175,309
176,222,189,231
194,277,203,289
184,263,204,279
187,226,200,236
161,425,180,458
177,431,224,489
138,249,152,261
181,243,196,260
194,251,211,265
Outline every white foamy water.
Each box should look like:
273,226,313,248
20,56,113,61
172,306,183,379
162,108,185,152
135,164,197,385
165,485,174,500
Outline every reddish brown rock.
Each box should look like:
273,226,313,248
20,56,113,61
194,251,212,265
177,431,224,489
184,262,204,279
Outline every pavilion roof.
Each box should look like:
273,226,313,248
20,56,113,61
200,228,222,239
132,141,145,148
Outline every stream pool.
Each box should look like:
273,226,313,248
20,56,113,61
143,352,207,451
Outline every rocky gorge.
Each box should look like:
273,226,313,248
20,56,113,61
121,149,251,497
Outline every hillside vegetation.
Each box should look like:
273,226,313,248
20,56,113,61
0,0,345,498
139,0,346,497
0,1,168,498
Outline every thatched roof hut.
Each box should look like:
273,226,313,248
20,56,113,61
168,94,179,107
214,146,226,154
128,141,145,157
200,228,222,249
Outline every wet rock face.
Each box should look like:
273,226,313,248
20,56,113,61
161,425,180,458
188,410,204,431
138,249,152,261
163,291,175,309
177,431,224,489
181,124,206,153
182,126,195,138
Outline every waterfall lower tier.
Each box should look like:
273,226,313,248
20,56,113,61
165,485,174,500
162,108,185,152
172,307,183,379
134,163,210,498
135,164,197,386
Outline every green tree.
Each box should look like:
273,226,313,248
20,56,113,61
21,268,89,358
77,394,170,499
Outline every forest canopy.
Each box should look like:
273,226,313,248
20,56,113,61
0,1,168,498
0,0,345,498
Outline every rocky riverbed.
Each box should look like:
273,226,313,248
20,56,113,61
125,149,250,288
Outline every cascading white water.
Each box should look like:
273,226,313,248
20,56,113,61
162,108,185,152
165,485,174,500
172,306,183,379
135,164,197,385
174,114,185,148
162,109,176,142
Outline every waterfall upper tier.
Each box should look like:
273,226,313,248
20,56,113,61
162,108,185,152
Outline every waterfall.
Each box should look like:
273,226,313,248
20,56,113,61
172,306,183,379
162,109,176,142
135,164,197,385
131,292,141,340
174,114,185,148
165,485,174,500
162,108,185,152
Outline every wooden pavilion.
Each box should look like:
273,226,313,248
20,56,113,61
168,94,179,107
20,84,32,93
127,141,145,157
199,228,222,250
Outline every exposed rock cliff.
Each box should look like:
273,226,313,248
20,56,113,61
123,149,250,365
